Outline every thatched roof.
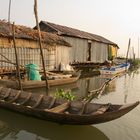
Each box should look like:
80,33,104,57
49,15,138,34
39,21,118,47
0,20,71,47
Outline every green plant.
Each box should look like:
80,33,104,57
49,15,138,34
55,89,76,101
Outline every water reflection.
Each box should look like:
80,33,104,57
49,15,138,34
77,75,117,101
123,69,140,103
5,69,140,102
0,109,109,140
26,75,117,101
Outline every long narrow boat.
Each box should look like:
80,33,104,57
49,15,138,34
100,62,130,75
0,76,79,89
0,86,139,125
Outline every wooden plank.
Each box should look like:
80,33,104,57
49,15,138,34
92,105,110,115
45,102,70,113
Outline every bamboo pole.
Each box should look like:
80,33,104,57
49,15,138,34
138,37,139,59
8,0,12,23
126,38,131,63
0,53,13,63
34,0,49,94
0,60,17,66
12,22,23,90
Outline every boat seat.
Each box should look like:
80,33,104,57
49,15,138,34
44,102,70,113
32,94,44,108
92,104,111,115
9,90,21,103
1,88,11,100
20,92,32,105
47,97,56,109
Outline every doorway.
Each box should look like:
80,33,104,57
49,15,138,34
87,42,91,61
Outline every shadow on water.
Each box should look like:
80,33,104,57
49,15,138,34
0,109,109,140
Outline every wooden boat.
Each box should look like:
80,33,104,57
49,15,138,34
0,86,139,125
0,76,79,89
100,62,130,75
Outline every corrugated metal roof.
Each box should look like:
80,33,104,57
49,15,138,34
40,21,118,47
0,20,71,47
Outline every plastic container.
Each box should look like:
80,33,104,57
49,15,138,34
25,63,41,81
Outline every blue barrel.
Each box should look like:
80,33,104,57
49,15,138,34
25,63,41,81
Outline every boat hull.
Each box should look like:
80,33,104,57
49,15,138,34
0,76,79,89
0,99,139,125
100,63,130,75
0,87,139,125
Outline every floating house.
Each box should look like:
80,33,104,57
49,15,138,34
37,21,119,63
0,21,71,72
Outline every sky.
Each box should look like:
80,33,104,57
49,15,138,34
0,0,140,57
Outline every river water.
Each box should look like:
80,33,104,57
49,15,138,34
0,69,140,140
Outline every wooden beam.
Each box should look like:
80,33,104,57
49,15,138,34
12,22,23,90
34,0,49,94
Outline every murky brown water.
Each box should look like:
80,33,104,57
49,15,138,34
0,69,140,140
